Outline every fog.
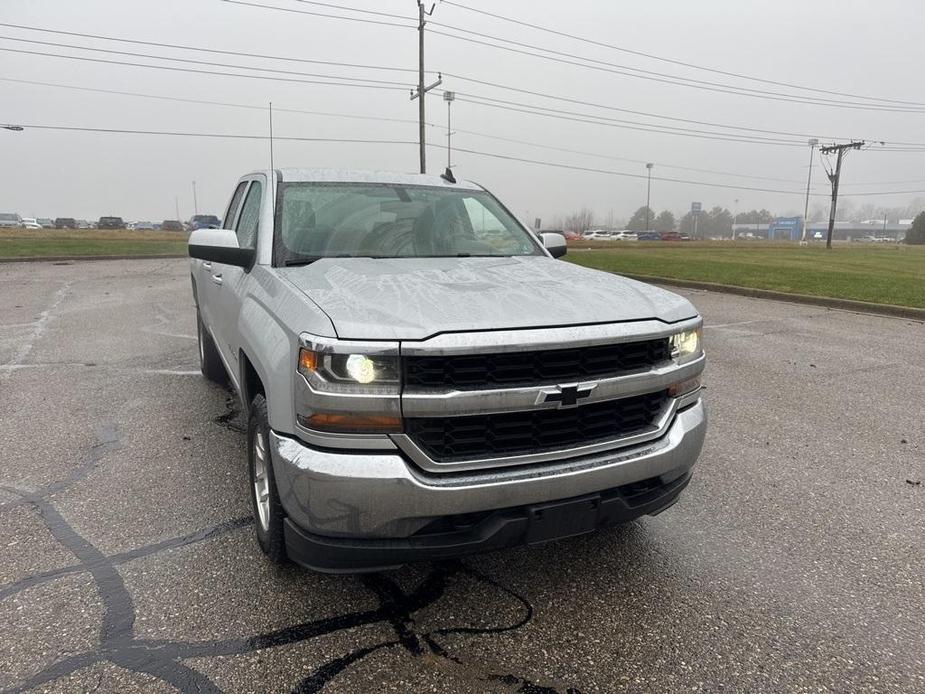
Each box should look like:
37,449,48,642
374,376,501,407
1,0,923,226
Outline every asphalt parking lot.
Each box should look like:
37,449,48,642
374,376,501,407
1,258,922,693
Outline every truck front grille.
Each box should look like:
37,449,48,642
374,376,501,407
404,338,671,389
404,390,668,462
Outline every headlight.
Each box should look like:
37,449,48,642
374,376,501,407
296,345,402,433
670,328,702,364
299,348,399,387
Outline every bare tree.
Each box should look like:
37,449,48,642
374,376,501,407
561,207,596,233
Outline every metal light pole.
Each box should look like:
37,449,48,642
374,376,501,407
645,163,654,231
175,196,180,221
192,181,198,216
801,138,819,244
732,198,739,240
443,91,455,169
2,124,24,131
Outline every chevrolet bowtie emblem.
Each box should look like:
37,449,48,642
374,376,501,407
536,382,597,409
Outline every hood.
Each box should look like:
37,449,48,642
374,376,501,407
277,256,697,341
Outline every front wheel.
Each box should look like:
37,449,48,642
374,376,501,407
247,394,287,564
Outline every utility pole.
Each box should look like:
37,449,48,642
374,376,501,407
192,180,198,216
175,196,180,221
800,138,819,245
820,141,864,249
645,163,653,231
443,91,455,168
410,2,441,174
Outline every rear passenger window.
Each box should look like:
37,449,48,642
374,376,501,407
223,182,248,229
235,181,262,250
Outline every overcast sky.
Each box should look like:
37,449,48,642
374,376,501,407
2,0,924,225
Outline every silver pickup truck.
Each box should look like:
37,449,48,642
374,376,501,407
189,168,706,572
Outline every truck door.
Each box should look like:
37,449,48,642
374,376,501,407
198,181,247,336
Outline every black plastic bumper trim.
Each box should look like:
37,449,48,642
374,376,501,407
283,469,692,573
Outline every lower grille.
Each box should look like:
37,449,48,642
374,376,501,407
404,390,668,463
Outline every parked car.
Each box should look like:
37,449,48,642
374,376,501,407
134,221,155,230
0,213,21,228
189,214,221,230
20,217,42,229
54,217,77,229
660,232,683,242
611,230,638,241
583,230,612,241
98,216,125,229
37,218,54,229
679,234,691,241
162,220,185,231
189,168,706,572
75,219,90,229
563,230,582,241
637,231,661,241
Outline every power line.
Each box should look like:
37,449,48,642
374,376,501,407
426,25,925,113
0,44,814,147
262,0,925,111
2,122,417,144
222,0,415,29
0,22,426,74
443,72,841,141
2,76,812,185
6,120,924,197
450,146,925,198
0,22,850,142
0,46,409,91
454,94,808,147
0,77,424,124
12,20,922,147
451,127,808,183
0,36,410,87
440,0,925,109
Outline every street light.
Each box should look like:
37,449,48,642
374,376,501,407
801,138,819,245
645,163,654,231
732,198,739,240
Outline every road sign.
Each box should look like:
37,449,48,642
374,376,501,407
691,202,702,214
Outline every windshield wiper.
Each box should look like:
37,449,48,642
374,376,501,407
283,256,322,267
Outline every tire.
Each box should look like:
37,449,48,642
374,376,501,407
247,394,288,564
197,310,228,384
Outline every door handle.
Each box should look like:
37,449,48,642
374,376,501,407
211,273,223,285
202,261,212,270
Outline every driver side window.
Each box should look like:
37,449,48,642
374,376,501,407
235,181,262,250
223,182,248,229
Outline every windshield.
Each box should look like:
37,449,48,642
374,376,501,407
274,182,542,263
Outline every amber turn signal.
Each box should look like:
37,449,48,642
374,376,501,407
298,413,402,433
668,375,701,398
298,348,318,374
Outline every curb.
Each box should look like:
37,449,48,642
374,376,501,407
620,273,925,322
0,254,187,264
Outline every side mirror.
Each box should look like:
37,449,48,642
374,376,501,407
188,228,255,268
540,232,567,258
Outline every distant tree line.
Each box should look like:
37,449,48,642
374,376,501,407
550,199,925,235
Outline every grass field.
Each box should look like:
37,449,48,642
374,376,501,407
0,228,188,259
566,241,925,308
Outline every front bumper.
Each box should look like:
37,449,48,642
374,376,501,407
270,399,706,569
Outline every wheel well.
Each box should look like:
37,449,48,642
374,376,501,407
240,352,265,410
